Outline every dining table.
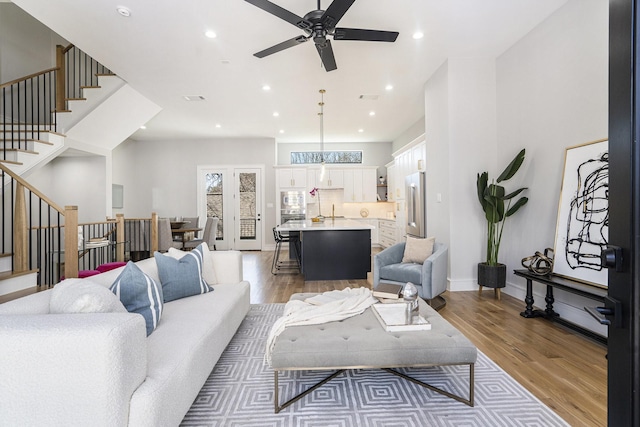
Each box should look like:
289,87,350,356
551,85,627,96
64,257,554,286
171,227,202,249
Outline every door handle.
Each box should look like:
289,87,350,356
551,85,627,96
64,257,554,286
601,245,623,272
585,296,622,328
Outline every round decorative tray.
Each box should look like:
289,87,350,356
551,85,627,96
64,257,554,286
360,208,369,218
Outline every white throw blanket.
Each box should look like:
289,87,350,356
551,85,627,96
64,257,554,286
265,287,377,366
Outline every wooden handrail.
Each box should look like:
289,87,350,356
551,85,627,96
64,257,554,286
0,67,59,90
61,43,74,54
0,163,64,214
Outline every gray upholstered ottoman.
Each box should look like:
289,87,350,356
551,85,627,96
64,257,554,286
269,293,478,412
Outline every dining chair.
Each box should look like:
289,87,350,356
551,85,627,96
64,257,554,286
184,217,218,250
158,218,182,252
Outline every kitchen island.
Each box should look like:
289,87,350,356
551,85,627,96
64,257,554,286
277,219,372,281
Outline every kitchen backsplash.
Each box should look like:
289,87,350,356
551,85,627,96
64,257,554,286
307,189,396,219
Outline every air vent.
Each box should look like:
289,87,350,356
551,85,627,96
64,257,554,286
183,95,206,101
359,94,379,100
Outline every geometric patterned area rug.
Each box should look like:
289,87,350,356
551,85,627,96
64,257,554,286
181,304,569,427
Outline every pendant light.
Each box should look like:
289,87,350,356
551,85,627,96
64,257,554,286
318,89,326,181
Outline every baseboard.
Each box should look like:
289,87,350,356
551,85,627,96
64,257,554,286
503,280,608,338
448,278,480,292
447,276,608,338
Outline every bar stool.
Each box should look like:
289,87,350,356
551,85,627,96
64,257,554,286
271,227,301,275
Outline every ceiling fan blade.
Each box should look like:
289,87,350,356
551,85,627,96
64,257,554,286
254,35,309,58
315,39,337,72
244,0,311,30
333,28,399,42
321,0,356,29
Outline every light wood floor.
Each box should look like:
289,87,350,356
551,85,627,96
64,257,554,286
243,249,607,427
0,249,607,425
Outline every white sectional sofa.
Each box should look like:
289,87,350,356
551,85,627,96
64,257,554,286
0,250,250,427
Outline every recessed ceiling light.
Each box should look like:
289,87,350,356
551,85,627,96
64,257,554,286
262,85,271,91
205,30,217,39
358,129,364,133
279,129,285,134
412,32,424,40
183,95,206,101
385,84,393,91
215,124,221,128
139,125,146,130
116,6,131,17
369,111,376,116
273,111,279,117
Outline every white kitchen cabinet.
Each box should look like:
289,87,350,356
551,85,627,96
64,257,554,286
394,150,410,200
386,163,395,202
278,168,307,188
411,141,426,172
395,200,407,243
392,138,426,201
378,219,396,248
343,168,377,203
317,169,344,189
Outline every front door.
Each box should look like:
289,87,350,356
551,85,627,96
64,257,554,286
607,0,640,424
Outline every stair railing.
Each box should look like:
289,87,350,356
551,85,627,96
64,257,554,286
59,44,113,108
0,68,58,158
1,163,124,287
0,44,114,163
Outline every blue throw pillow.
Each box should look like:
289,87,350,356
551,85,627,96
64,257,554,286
154,244,213,303
110,261,163,336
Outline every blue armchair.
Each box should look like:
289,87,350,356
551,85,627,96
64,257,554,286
373,242,448,302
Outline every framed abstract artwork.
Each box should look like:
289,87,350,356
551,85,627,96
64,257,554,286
552,139,609,288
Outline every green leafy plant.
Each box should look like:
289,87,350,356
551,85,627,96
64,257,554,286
476,149,529,266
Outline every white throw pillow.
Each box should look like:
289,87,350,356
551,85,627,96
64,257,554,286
168,243,217,284
402,236,436,264
50,279,127,314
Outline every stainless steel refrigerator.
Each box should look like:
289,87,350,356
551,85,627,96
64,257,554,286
405,171,426,238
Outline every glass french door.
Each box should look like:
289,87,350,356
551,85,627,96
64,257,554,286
197,165,263,251
233,168,262,250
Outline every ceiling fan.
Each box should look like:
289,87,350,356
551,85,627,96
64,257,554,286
245,0,399,72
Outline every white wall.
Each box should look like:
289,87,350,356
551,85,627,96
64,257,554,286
496,0,608,335
0,3,66,83
418,0,607,336
424,61,450,263
112,137,278,245
424,58,498,290
392,118,425,153
26,155,107,222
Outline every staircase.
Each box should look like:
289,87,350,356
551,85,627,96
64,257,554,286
0,44,160,176
0,44,160,297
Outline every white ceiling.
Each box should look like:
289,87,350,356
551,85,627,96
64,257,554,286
12,0,569,144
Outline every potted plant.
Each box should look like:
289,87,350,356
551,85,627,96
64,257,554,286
476,148,529,289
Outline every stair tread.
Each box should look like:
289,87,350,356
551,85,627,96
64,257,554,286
0,269,38,280
0,139,56,146
1,148,39,154
0,285,41,304
0,129,65,137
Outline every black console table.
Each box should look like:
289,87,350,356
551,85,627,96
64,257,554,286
513,269,607,345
